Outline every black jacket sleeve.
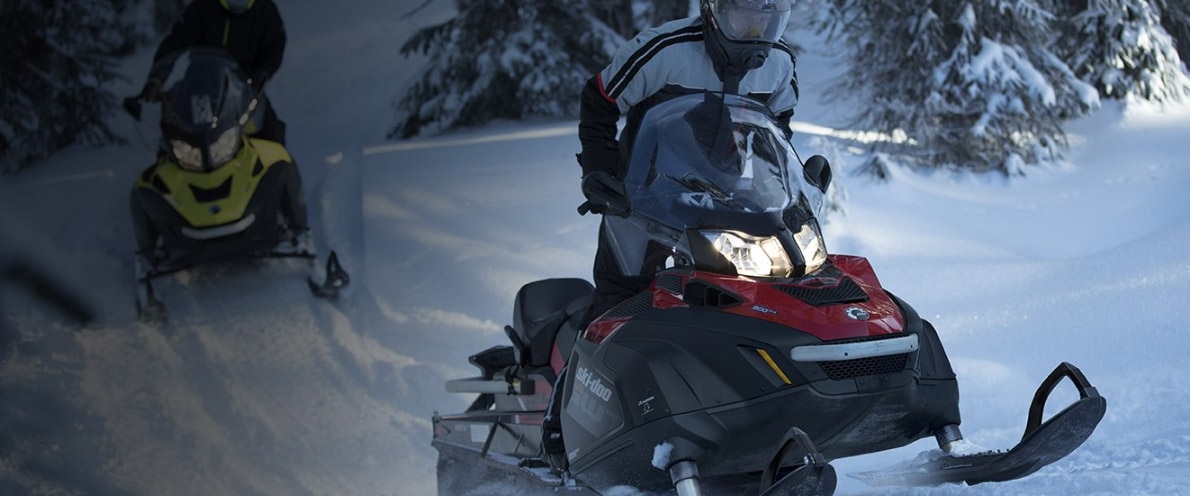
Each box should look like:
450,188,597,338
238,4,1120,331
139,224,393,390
251,0,286,84
150,0,208,81
578,75,624,178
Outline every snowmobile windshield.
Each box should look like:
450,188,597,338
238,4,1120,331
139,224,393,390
604,92,827,279
157,48,258,172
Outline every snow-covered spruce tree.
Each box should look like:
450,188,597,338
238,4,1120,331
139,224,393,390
635,0,694,29
818,1,1098,176
0,0,141,172
391,0,623,139
1054,0,1190,102
1153,0,1190,68
589,0,692,39
591,0,637,38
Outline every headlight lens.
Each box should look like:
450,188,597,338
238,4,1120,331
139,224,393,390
793,221,828,274
702,230,793,277
171,139,203,171
209,126,242,168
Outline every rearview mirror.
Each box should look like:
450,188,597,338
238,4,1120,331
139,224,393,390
803,155,832,193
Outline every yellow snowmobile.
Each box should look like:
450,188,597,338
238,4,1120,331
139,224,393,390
127,48,347,321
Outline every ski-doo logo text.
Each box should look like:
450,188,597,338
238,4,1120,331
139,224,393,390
575,366,613,402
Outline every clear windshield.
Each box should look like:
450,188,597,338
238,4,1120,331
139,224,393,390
605,93,826,278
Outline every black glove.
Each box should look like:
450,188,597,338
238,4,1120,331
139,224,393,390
577,170,630,217
123,96,143,120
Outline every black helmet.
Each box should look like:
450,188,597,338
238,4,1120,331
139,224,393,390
219,0,255,14
158,49,257,171
700,0,791,72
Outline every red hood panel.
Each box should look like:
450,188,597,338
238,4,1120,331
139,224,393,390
583,255,903,344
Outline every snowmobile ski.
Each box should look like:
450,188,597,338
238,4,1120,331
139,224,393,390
851,362,1106,488
135,275,166,323
135,253,167,323
134,248,348,322
307,250,349,298
756,427,837,496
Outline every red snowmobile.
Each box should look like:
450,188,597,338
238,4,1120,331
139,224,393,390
431,93,1105,495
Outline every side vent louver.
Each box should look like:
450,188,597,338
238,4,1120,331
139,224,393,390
682,280,743,308
774,277,868,307
188,176,233,203
150,175,171,195
655,274,684,295
603,291,655,318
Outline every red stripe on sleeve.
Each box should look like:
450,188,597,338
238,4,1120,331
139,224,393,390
597,73,616,104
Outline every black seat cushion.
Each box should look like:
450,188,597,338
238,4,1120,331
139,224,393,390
512,278,593,367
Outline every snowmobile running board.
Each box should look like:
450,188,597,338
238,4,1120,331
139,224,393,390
851,362,1106,487
445,377,536,395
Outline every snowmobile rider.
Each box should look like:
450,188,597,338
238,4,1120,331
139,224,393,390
542,0,799,473
125,0,288,144
127,0,308,267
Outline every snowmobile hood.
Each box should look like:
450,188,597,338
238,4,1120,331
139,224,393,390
135,137,292,228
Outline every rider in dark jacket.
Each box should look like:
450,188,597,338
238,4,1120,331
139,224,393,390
130,0,288,143
127,0,305,265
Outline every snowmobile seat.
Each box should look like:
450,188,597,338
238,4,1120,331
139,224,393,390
508,278,593,370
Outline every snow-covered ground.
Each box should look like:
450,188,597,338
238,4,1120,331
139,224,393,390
2,2,1189,495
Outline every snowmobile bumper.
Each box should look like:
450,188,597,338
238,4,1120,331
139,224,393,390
557,307,960,494
566,361,958,493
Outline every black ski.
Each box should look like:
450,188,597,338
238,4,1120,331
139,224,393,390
851,362,1106,487
136,276,167,323
756,427,837,496
308,250,349,298
135,248,349,322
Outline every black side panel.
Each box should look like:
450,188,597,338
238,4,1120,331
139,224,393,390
887,291,960,430
773,277,868,306
887,291,955,381
561,305,963,493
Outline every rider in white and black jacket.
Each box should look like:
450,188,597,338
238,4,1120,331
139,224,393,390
545,0,799,473
578,0,798,331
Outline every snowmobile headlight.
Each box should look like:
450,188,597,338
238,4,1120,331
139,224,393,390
171,139,203,171
209,126,243,168
702,230,793,278
794,221,827,274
